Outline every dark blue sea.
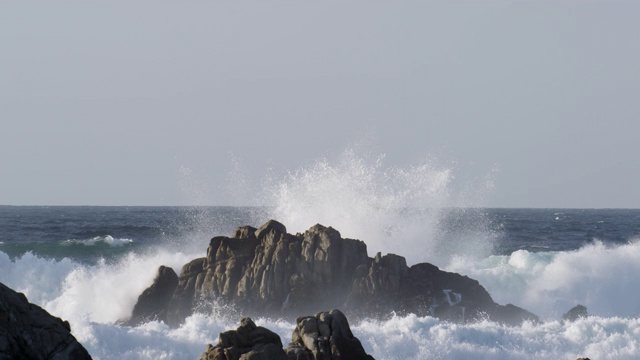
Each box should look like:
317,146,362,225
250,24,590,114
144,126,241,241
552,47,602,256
1,206,640,359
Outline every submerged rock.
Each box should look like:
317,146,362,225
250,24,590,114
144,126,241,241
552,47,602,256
563,305,588,322
131,220,538,327
0,281,92,360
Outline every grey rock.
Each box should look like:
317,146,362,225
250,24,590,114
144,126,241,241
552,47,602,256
0,281,92,360
167,257,207,327
125,265,178,326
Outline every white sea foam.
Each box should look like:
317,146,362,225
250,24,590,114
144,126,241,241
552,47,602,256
447,240,640,320
355,314,640,360
264,147,496,266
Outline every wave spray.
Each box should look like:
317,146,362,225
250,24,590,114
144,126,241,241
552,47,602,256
265,147,497,266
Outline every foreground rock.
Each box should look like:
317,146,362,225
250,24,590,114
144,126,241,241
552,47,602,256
0,281,92,360
127,220,538,327
199,309,374,360
286,309,374,360
199,317,287,360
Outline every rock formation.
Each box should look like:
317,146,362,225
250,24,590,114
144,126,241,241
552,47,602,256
562,305,588,322
0,281,92,360
199,309,374,360
127,220,538,328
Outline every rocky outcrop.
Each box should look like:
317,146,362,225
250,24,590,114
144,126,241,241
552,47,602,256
563,305,588,322
199,310,374,360
285,309,374,360
132,220,537,327
125,265,179,326
0,281,92,360
199,317,287,360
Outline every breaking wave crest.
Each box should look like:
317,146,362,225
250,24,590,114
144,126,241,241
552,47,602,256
266,147,496,266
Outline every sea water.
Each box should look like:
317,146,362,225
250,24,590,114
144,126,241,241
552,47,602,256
2,154,640,359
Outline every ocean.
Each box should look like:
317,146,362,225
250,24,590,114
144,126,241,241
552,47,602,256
1,205,639,359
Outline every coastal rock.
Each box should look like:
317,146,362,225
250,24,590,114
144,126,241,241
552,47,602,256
167,257,207,327
199,317,287,360
135,220,538,327
126,265,178,326
563,305,588,322
285,309,374,360
0,281,92,360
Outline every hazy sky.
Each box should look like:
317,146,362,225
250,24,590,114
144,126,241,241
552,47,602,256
2,1,639,208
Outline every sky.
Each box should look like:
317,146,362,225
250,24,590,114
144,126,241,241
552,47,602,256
1,1,639,208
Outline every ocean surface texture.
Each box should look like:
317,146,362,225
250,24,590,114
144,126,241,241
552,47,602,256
1,206,640,359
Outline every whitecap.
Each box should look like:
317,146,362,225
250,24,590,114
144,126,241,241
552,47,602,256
61,235,133,247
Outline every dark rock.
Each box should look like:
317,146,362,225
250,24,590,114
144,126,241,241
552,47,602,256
199,317,287,360
125,265,178,326
167,257,207,327
285,309,374,360
563,305,588,322
0,281,92,360
132,220,538,327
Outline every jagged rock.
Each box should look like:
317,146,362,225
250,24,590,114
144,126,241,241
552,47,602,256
563,305,588,322
0,281,92,360
125,265,178,326
285,309,374,360
199,317,287,360
135,220,538,327
167,257,207,327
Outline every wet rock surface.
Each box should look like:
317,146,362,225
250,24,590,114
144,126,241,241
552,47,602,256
0,281,92,360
